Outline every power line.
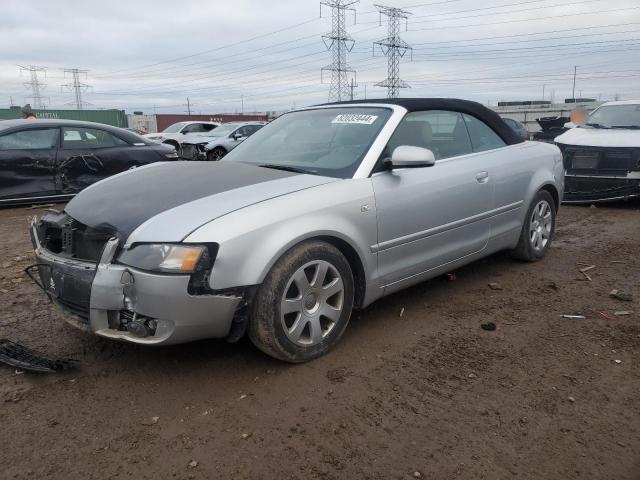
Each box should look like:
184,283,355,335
92,5,636,91
410,38,640,57
95,17,321,78
411,22,640,47
408,5,640,31
410,0,602,25
374,4,412,98
62,68,91,110
321,0,359,102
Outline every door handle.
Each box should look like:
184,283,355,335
475,171,489,184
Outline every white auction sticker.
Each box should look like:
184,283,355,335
332,114,379,125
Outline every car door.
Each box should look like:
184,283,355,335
0,127,59,203
371,110,494,290
57,126,134,194
227,126,254,150
461,113,529,241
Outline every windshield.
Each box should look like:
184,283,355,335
162,122,188,133
586,104,640,128
221,107,392,178
205,123,240,137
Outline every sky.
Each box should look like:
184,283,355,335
1,0,639,114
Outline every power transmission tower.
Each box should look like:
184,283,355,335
18,65,48,108
185,97,192,115
374,5,412,98
62,68,91,110
320,0,359,102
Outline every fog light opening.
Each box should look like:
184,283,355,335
119,310,157,338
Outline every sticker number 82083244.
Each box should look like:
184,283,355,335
331,114,379,125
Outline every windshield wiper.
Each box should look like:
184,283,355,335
610,125,640,129
583,122,609,129
259,164,312,174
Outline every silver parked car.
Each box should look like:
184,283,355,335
30,99,564,362
179,122,265,161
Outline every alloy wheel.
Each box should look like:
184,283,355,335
280,260,344,346
529,200,553,252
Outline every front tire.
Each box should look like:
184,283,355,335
248,241,354,363
511,190,556,261
207,147,227,161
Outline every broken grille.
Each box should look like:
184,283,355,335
38,212,114,263
564,146,639,172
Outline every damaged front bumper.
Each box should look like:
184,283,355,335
563,172,640,203
179,143,207,161
559,144,640,203
30,219,242,345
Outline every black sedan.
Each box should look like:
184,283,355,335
0,119,178,206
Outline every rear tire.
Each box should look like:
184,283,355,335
248,241,354,363
511,190,556,261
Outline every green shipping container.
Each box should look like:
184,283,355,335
0,108,128,127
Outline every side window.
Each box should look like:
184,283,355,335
201,124,217,132
245,125,262,136
462,114,506,152
236,126,256,137
385,110,472,160
0,129,58,150
182,124,205,134
63,128,128,149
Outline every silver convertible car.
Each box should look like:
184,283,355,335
30,99,564,362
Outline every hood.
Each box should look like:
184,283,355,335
65,161,336,244
555,126,640,148
182,134,222,145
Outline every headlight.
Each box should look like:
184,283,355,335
571,150,600,169
118,244,211,274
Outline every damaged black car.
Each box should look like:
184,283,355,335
0,119,178,206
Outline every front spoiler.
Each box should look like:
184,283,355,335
563,173,640,204
30,219,242,345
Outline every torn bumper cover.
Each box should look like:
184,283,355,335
29,218,242,345
560,145,640,203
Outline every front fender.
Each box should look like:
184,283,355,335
184,178,379,299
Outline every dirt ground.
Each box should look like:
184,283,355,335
0,202,638,480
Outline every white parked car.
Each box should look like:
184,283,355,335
555,100,640,203
144,121,220,150
179,122,266,161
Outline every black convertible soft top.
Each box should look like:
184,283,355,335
323,98,524,146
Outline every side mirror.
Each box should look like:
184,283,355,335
231,133,243,140
386,146,436,169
